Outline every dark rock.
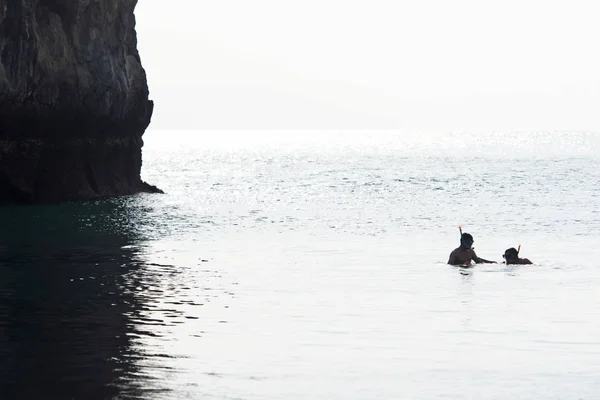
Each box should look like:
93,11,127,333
0,0,161,204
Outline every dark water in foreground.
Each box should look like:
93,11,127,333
0,199,198,399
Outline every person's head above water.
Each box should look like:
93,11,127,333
460,233,474,249
503,247,519,263
448,229,496,264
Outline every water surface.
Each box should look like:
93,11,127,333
1,130,599,399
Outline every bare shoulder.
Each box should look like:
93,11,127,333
447,247,460,264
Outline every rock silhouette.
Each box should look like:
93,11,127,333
0,0,161,203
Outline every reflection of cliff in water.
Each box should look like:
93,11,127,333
0,197,167,399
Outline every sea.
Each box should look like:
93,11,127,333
1,130,599,399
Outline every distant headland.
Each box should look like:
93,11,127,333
0,0,161,204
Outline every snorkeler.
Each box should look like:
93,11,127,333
503,246,532,265
447,229,496,265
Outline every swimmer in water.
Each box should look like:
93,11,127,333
502,247,533,265
447,232,497,265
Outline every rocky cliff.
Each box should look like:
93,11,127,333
0,0,161,204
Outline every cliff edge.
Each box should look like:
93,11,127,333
0,0,161,204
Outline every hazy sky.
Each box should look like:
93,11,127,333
135,0,600,132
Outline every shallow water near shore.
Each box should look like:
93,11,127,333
1,130,599,399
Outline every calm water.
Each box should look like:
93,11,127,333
1,130,600,399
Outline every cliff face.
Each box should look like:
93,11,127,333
0,0,161,204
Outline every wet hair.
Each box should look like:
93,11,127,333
504,247,518,258
461,233,473,242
